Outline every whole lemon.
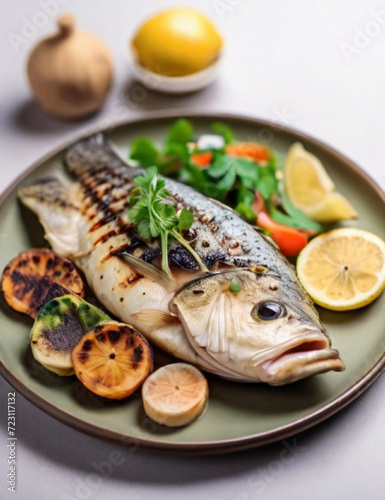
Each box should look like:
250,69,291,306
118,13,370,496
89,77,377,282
132,9,223,77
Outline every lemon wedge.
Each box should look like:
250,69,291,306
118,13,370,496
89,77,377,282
132,9,222,77
284,143,357,223
297,228,385,311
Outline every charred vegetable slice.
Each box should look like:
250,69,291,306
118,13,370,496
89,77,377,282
72,321,153,399
1,248,85,318
142,363,209,427
31,294,110,376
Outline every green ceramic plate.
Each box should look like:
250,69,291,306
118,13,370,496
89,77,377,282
1,112,385,454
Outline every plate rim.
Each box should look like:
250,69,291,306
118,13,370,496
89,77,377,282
1,110,385,454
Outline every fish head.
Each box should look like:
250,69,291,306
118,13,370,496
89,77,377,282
170,269,345,385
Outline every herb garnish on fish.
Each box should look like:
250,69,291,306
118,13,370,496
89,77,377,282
127,167,209,279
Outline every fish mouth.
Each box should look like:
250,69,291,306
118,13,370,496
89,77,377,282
257,334,346,386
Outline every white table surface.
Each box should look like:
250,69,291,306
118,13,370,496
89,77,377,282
1,1,385,499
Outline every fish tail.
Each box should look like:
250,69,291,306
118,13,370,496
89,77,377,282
18,176,72,213
18,177,81,257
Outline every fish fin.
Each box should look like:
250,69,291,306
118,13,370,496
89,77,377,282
132,309,179,329
18,177,81,257
65,133,141,178
119,253,175,291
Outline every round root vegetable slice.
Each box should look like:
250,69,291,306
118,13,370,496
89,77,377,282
142,363,209,427
72,321,153,399
1,248,85,318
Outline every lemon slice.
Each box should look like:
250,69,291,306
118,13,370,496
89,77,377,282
284,143,357,223
142,363,208,427
132,9,222,77
297,228,385,311
72,321,153,399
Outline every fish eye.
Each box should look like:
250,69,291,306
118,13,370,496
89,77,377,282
252,302,286,321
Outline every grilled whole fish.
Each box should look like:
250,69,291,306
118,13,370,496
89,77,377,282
18,133,345,385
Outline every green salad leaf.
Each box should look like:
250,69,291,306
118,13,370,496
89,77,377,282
211,121,234,144
256,165,279,200
277,188,324,232
130,137,160,167
207,155,260,191
234,187,256,223
166,118,194,145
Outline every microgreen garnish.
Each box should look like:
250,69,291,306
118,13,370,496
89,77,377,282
127,167,209,279
229,280,241,293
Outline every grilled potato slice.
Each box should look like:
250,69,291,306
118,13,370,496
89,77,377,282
31,294,111,376
1,248,85,318
72,321,153,399
142,363,209,427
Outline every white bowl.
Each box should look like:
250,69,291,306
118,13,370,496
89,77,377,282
128,46,221,94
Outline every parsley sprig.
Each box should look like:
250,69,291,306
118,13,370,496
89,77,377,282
127,167,209,279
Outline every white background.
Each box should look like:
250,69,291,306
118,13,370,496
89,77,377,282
1,1,385,499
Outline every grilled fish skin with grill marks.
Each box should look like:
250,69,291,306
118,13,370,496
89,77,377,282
18,133,345,385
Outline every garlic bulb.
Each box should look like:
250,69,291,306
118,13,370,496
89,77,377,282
27,14,113,120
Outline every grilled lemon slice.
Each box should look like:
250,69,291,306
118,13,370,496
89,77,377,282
142,363,208,427
1,248,85,318
72,321,153,399
297,228,385,310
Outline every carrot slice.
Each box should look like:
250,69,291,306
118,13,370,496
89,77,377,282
225,142,269,163
190,151,213,168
